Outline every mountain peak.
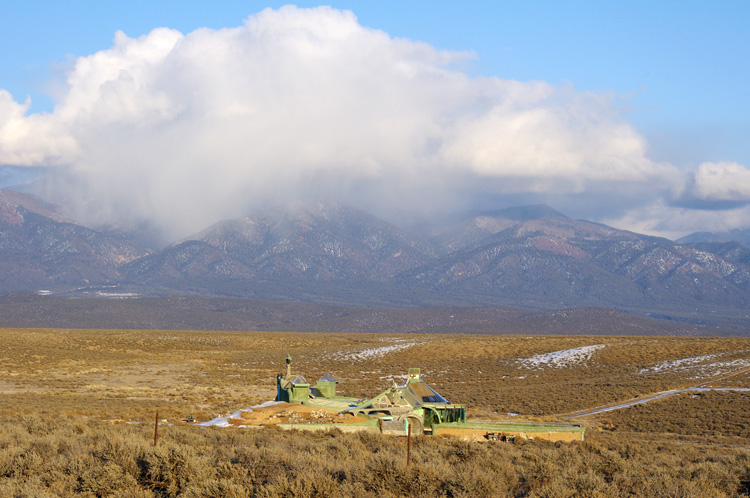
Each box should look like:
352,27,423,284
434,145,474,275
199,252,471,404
0,189,69,224
677,229,750,248
483,204,567,221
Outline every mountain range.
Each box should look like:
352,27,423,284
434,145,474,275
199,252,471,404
677,228,750,247
1,189,749,330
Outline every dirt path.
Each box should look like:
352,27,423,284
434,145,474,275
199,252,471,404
561,365,750,419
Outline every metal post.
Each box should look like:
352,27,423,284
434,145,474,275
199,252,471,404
154,411,159,447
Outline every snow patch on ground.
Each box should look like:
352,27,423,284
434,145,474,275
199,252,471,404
518,345,606,369
330,342,421,361
379,374,408,382
638,354,750,378
198,400,283,427
638,354,719,374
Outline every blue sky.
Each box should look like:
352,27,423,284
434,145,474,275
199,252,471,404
1,1,749,239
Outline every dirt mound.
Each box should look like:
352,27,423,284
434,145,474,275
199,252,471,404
229,403,369,426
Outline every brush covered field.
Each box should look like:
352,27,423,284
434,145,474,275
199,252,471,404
1,328,750,497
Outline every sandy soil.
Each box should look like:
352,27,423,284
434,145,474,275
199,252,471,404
436,427,582,442
229,402,370,426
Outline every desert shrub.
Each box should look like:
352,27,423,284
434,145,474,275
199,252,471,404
75,462,142,497
9,449,45,478
630,475,731,498
142,442,213,497
364,451,406,493
445,465,506,497
260,471,342,498
525,477,579,498
0,475,59,498
181,478,252,498
93,433,148,480
2,416,750,496
564,469,614,497
19,414,54,436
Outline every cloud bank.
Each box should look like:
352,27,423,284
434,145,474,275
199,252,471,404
693,162,750,202
0,6,745,241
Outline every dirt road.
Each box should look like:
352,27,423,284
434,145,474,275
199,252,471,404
561,365,750,419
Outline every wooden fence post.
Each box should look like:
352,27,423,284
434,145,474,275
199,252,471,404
406,421,412,470
154,411,159,447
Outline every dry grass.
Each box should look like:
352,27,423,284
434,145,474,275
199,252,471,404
2,328,750,418
1,414,749,497
1,328,750,496
600,390,750,437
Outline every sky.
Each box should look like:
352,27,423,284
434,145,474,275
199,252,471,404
1,1,749,242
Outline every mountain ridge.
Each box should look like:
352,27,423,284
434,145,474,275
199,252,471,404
677,229,750,247
1,190,749,330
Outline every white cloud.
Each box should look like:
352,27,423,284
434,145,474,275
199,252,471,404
0,6,706,240
692,161,750,201
0,90,76,166
604,201,750,240
440,86,679,191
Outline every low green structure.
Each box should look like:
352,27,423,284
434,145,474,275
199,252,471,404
345,368,465,435
276,354,341,404
272,355,584,441
312,373,339,399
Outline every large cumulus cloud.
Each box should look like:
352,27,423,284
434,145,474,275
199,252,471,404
0,6,734,241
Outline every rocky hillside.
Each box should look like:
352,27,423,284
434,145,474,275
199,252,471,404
679,241,750,267
189,200,436,280
409,214,750,311
0,191,150,292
